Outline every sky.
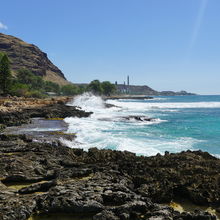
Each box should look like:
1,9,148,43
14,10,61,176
0,0,220,94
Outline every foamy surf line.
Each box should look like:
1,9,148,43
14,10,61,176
107,100,220,109
61,93,208,156
61,131,199,156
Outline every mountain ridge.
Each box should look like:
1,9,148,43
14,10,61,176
0,33,69,86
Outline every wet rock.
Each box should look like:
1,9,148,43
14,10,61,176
123,115,154,122
104,103,119,108
177,210,216,220
93,210,120,220
18,180,57,194
0,103,92,127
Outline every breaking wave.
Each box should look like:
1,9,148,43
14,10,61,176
107,100,220,110
61,93,205,155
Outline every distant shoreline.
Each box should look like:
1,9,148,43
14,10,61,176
104,95,153,100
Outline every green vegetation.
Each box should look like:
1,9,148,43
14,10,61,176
61,84,80,96
87,80,103,95
44,81,60,93
0,52,116,98
16,69,44,89
101,81,116,96
87,80,116,96
0,52,12,95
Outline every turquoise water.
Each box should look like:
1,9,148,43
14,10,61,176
123,95,220,155
65,94,220,157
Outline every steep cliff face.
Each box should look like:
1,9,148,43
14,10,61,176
0,33,69,85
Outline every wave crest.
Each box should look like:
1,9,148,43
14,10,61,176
68,92,105,111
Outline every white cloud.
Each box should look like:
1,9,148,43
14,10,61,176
0,22,8,30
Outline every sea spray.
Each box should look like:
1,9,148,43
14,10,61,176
62,93,201,156
68,92,105,112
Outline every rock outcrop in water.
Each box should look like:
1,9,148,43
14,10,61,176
0,134,218,220
122,115,155,122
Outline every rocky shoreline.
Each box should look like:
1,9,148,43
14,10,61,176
0,134,219,220
0,97,92,128
0,97,219,220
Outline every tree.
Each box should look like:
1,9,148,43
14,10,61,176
0,53,12,95
61,84,79,96
0,52,3,60
16,69,33,84
101,81,116,96
87,80,103,95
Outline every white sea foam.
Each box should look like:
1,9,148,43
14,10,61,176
62,122,199,156
148,97,170,101
60,93,203,155
213,154,220,159
117,137,199,156
107,100,220,110
68,92,105,112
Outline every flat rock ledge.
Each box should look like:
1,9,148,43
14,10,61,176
0,134,219,220
0,102,92,127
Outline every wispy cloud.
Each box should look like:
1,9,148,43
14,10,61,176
183,0,208,66
0,22,8,30
189,0,208,52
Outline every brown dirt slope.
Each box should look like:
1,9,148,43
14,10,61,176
0,33,69,85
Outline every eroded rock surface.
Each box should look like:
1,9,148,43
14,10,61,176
0,135,219,220
0,103,92,127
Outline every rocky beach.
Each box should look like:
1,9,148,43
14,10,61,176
1,1,220,219
0,97,219,220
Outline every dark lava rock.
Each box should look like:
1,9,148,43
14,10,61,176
0,135,218,220
0,103,92,127
0,111,31,126
18,180,57,194
122,115,155,122
28,103,92,119
93,210,120,220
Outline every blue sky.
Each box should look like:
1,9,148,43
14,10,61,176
0,0,220,94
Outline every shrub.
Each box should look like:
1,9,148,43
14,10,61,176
44,81,60,93
10,82,30,97
27,90,46,98
17,69,44,90
61,84,79,96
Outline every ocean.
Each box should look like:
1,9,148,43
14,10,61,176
63,93,220,157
